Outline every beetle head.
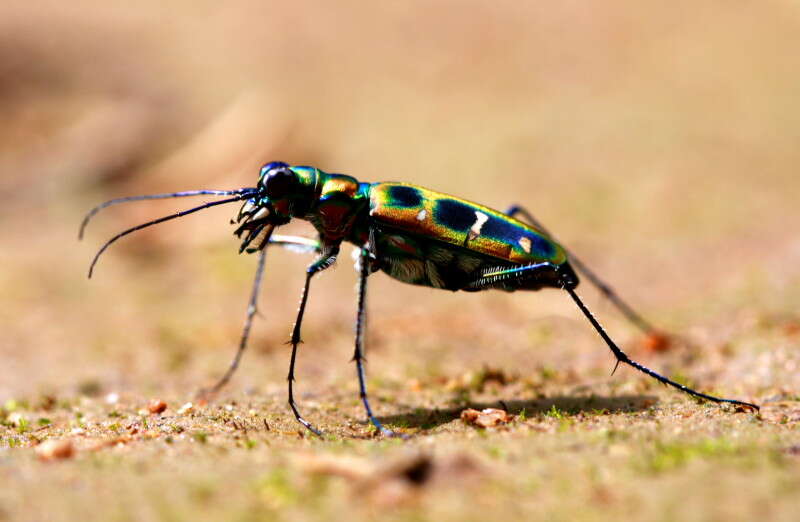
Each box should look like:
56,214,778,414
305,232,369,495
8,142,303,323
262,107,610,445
233,162,308,253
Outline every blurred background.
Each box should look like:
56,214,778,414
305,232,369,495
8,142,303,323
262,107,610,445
2,0,799,401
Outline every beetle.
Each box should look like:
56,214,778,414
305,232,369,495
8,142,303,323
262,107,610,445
81,161,759,436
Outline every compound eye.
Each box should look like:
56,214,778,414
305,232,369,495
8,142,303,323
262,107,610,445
264,168,295,198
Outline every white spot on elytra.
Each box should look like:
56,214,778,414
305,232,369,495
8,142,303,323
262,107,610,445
416,209,427,221
518,236,532,254
469,211,489,240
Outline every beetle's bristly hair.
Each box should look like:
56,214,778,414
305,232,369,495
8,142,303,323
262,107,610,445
87,195,249,279
561,279,760,412
469,262,555,288
79,188,257,240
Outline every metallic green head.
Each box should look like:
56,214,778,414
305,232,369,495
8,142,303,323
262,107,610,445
233,162,318,253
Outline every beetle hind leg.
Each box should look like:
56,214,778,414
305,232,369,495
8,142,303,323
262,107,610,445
562,283,759,412
505,204,659,335
465,263,759,412
464,262,564,291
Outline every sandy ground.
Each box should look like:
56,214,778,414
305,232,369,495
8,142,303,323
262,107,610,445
1,2,799,521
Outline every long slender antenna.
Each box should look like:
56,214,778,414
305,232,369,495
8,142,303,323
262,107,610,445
562,282,759,411
79,188,256,240
87,195,250,278
200,248,269,397
510,206,657,334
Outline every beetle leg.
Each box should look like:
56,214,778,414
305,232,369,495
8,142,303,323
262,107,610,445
562,282,759,412
351,246,398,437
287,244,340,437
505,204,658,335
199,248,268,398
199,235,324,399
464,262,562,291
465,263,760,412
268,234,322,255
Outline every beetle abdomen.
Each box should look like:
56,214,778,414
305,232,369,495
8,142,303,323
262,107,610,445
374,227,506,290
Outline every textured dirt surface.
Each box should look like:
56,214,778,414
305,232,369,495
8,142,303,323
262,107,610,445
1,2,799,521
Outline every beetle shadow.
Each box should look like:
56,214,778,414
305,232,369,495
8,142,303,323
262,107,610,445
378,394,657,430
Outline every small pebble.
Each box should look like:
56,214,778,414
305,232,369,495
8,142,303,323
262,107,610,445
177,402,194,415
35,439,75,461
7,412,26,427
147,400,167,414
460,408,514,428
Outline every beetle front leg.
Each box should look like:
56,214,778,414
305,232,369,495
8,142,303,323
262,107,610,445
199,248,268,398
287,244,340,436
200,235,324,398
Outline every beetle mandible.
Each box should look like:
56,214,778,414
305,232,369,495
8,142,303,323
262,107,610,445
81,162,759,436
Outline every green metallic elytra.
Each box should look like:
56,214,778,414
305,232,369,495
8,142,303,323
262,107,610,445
369,183,565,265
367,183,571,290
81,160,760,438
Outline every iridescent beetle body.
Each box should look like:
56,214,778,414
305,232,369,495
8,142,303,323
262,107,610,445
82,161,759,437
239,164,575,292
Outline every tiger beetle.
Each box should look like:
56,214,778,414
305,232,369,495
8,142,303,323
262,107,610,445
80,162,759,436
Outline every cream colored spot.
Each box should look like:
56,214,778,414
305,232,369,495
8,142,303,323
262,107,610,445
252,207,270,221
518,237,532,254
416,209,427,221
469,211,489,240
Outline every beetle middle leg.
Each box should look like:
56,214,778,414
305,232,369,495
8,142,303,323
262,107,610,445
351,246,398,437
465,262,759,411
505,204,658,335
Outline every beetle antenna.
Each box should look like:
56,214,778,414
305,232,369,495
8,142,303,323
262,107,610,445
79,188,257,240
562,280,759,411
87,195,249,278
